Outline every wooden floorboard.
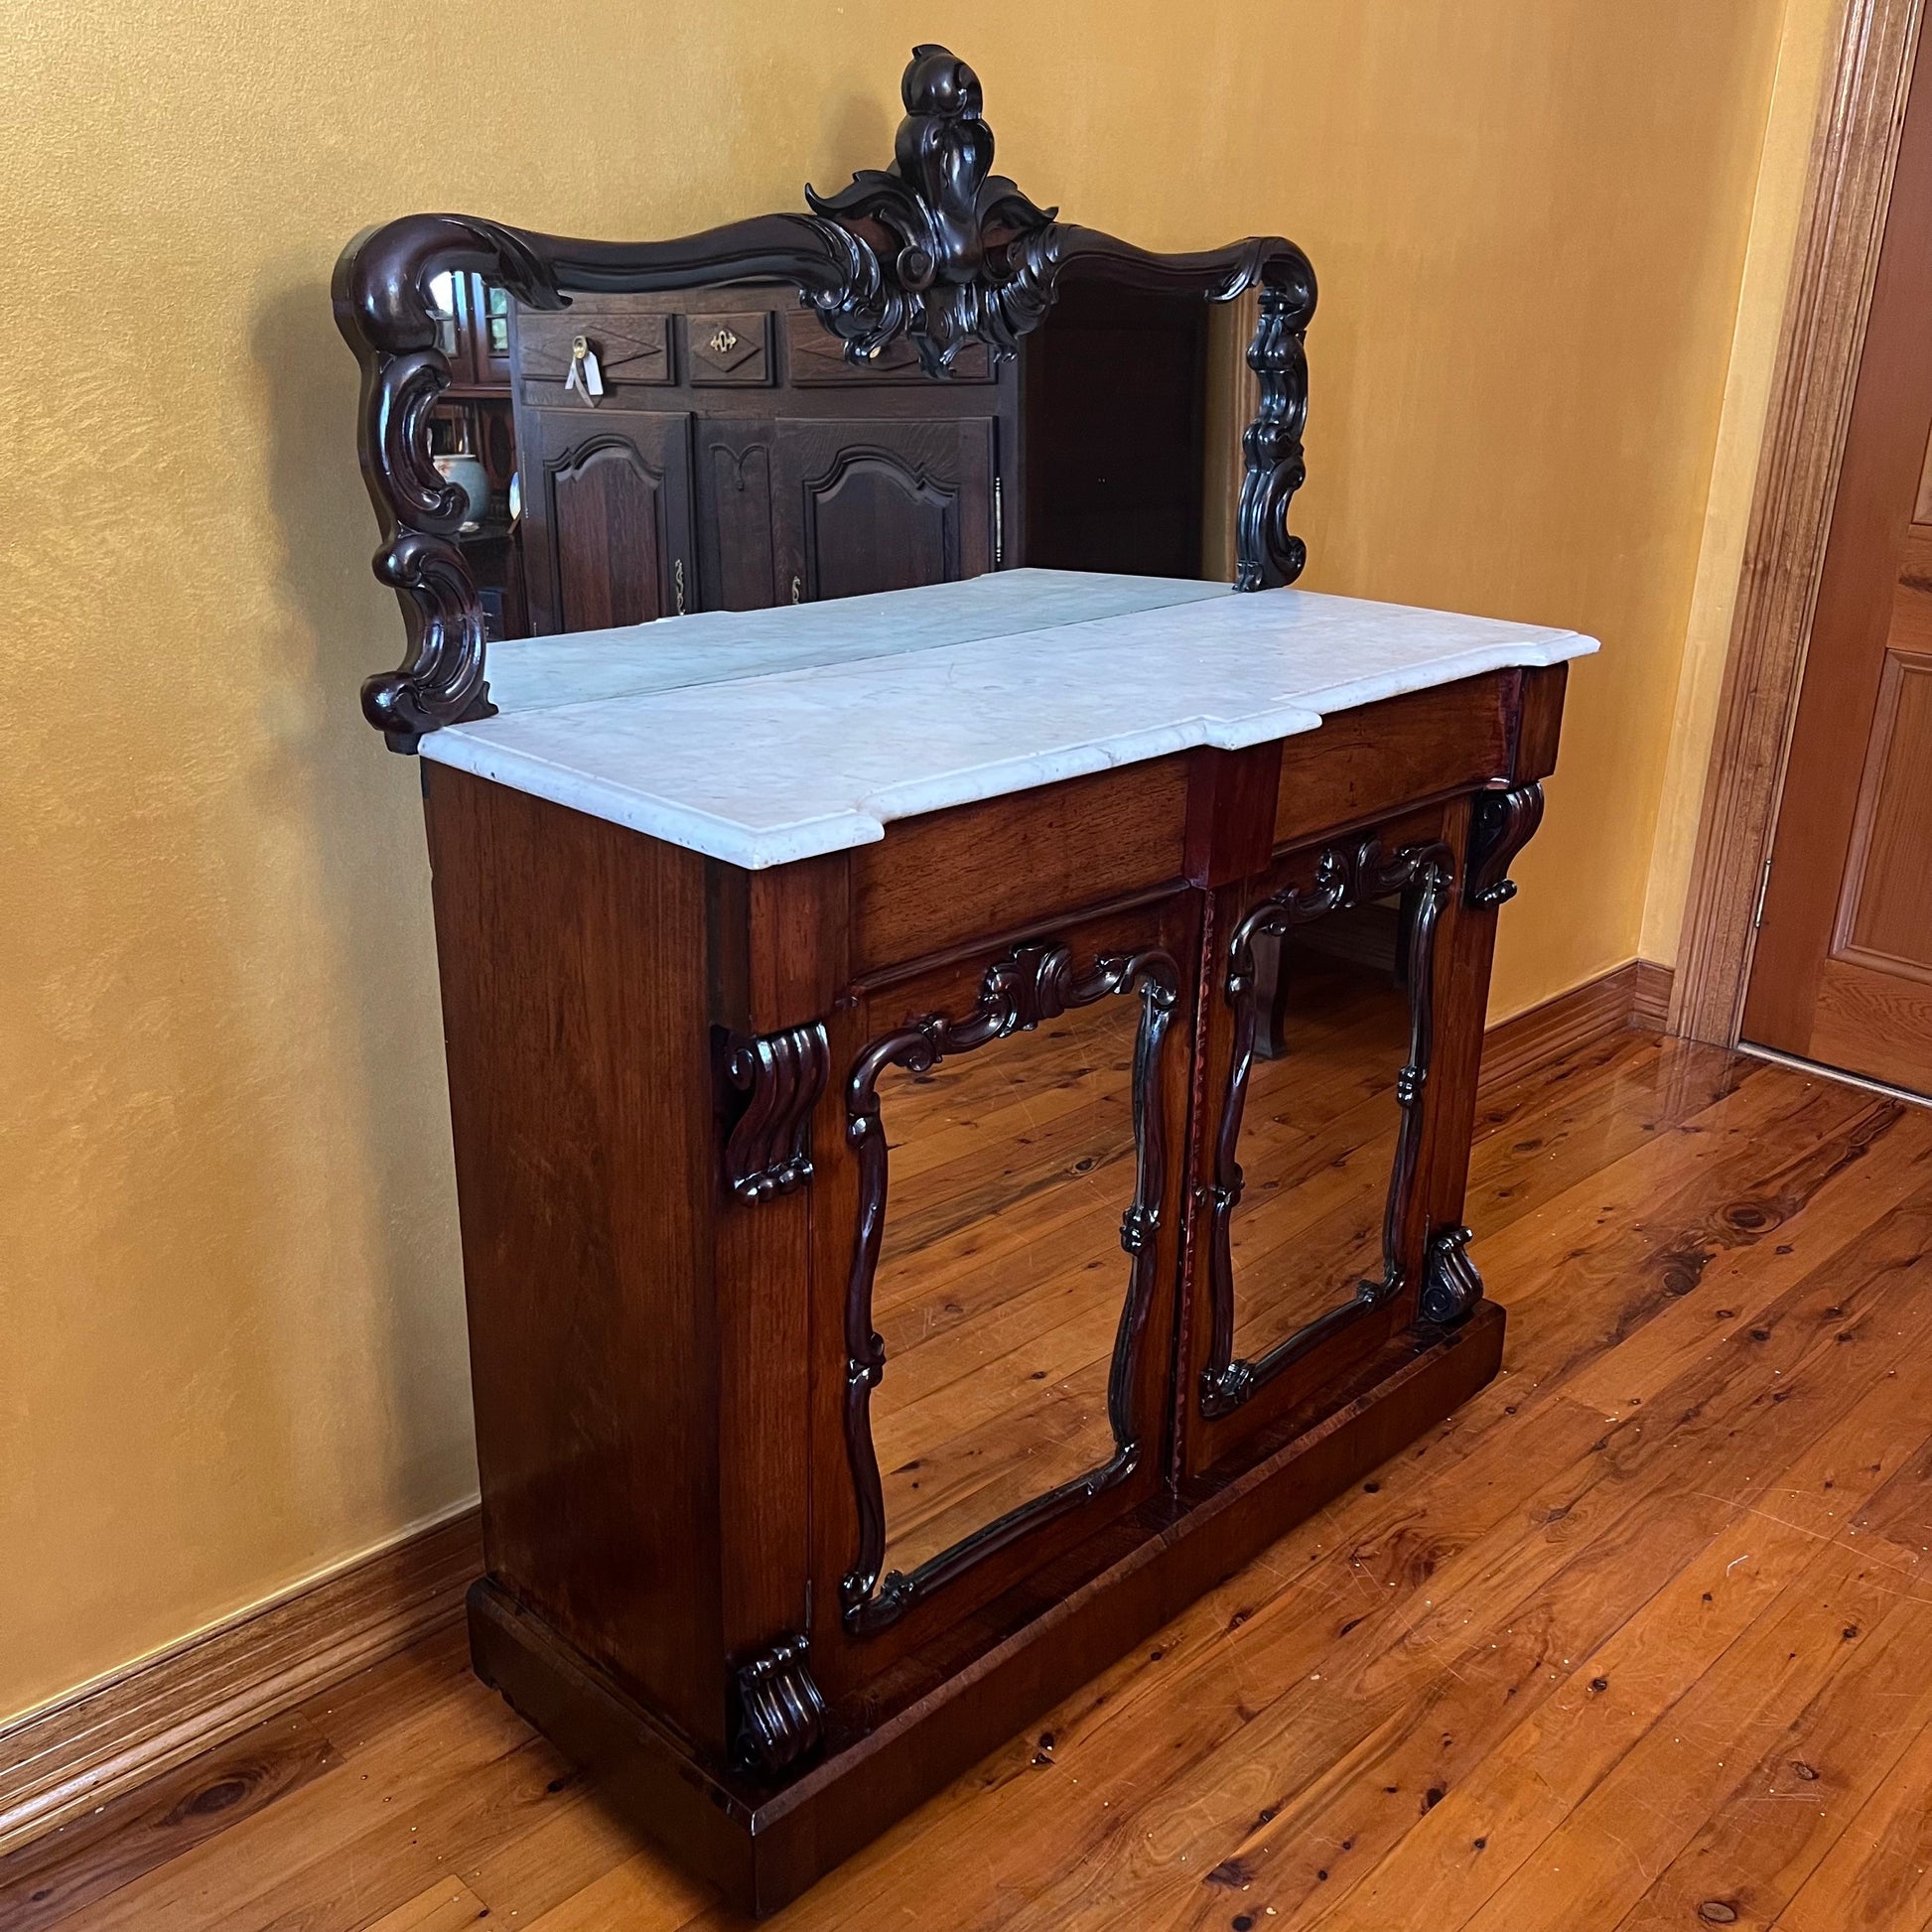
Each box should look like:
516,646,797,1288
11,1033,1932,1931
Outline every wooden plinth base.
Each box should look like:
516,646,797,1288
468,1302,1505,1916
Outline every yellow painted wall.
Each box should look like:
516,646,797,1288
3,0,1796,1723
1642,0,1842,966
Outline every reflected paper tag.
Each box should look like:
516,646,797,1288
565,337,604,404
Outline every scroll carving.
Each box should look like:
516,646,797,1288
839,940,1179,1635
1198,836,1454,1420
721,1023,829,1203
729,1632,826,1777
1419,1224,1484,1325
1235,284,1311,591
335,43,1315,749
1464,782,1546,908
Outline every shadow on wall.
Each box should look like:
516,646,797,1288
248,273,478,1531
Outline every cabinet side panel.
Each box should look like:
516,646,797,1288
423,766,725,1750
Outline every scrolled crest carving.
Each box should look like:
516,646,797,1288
337,45,1316,749
804,44,1059,369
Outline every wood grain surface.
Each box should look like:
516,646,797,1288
1745,22,1932,1097
14,1026,1931,1931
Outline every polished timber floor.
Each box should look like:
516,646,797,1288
10,1028,1932,1932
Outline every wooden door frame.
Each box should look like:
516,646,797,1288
1673,0,1927,1042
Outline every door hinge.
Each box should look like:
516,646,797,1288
1752,852,1774,931
993,475,1005,567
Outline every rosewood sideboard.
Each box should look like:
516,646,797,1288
333,44,1595,1915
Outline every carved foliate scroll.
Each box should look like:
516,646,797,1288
1464,782,1546,908
335,44,1316,749
1420,1224,1484,1325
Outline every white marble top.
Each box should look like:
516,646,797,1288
420,569,1597,869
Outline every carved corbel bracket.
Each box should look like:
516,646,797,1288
729,1632,826,1778
1464,782,1546,908
1419,1225,1484,1325
722,1023,830,1202
337,44,1317,750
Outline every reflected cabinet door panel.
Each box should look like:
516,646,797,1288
520,409,697,633
1195,824,1456,1443
774,417,994,604
837,935,1181,1638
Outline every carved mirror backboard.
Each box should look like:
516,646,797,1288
335,42,1314,750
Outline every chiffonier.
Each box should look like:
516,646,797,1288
334,45,1594,1914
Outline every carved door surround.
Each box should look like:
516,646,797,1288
834,937,1179,1636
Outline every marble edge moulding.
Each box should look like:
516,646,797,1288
332,41,1317,750
413,597,1599,869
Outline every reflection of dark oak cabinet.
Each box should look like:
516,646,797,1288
336,36,1340,1910
509,283,1204,632
520,413,696,630
774,418,993,602
422,657,1571,1914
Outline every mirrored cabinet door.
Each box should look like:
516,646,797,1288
839,941,1178,1635
1230,901,1409,1358
1198,834,1453,1423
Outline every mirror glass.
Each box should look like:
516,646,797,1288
1230,895,1409,1365
869,995,1141,1581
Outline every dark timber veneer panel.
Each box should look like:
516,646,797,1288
422,767,729,1750
1273,674,1515,849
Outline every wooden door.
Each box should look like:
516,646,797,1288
772,418,993,605
694,423,779,614
1744,40,1932,1095
520,410,695,634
